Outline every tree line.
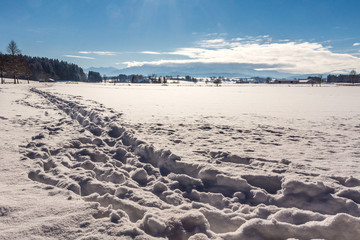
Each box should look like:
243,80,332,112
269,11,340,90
0,40,86,83
327,71,359,84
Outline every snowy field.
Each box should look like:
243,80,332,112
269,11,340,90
1,81,360,239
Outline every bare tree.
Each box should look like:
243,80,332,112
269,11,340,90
24,66,33,84
7,40,21,55
19,58,32,84
11,55,23,84
318,74,322,87
6,40,22,84
350,70,356,85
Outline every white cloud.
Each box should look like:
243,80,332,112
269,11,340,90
140,51,162,55
231,37,245,41
197,38,231,48
353,43,360,46
123,59,201,67
122,37,360,74
79,51,116,56
64,55,95,60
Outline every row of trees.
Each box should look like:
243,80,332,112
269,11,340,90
23,55,87,81
327,70,359,84
0,41,30,84
102,74,169,84
0,40,87,84
101,74,224,86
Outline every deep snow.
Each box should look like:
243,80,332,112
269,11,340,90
1,81,360,239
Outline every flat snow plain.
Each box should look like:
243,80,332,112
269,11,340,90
1,81,360,239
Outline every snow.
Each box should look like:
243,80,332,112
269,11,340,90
1,80,360,239
44,82,360,122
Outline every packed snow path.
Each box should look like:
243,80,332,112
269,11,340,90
20,87,360,239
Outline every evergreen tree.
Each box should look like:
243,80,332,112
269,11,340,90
88,71,102,82
18,55,86,81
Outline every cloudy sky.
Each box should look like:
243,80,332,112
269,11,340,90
1,0,360,74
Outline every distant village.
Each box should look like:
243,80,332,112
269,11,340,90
95,73,359,86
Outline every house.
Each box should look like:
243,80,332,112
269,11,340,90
235,78,250,84
274,79,299,84
139,77,150,83
299,77,322,85
298,79,313,84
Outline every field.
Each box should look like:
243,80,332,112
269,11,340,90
1,81,360,239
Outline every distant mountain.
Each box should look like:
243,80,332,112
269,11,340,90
115,63,295,78
288,74,324,79
86,63,315,79
84,67,122,76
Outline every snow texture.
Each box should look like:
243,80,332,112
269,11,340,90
1,82,360,239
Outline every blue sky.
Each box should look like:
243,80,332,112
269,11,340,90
1,0,360,74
